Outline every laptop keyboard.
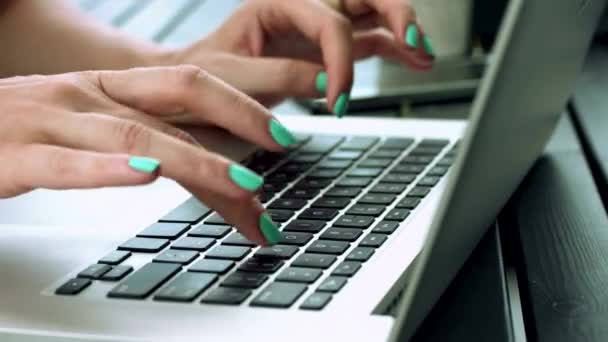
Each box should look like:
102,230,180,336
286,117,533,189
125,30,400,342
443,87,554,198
56,134,458,310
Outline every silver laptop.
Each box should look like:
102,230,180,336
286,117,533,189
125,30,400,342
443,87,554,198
0,0,603,341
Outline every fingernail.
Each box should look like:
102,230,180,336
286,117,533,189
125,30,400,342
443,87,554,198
128,156,160,174
315,71,328,94
334,92,350,118
228,163,263,191
269,119,297,147
259,213,281,245
423,36,435,57
405,24,419,49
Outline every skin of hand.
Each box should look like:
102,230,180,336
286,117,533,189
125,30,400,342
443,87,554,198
0,65,295,245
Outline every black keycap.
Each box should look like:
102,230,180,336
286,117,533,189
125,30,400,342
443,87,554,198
340,136,379,151
202,287,251,305
401,156,434,165
118,237,169,253
222,232,256,247
255,245,299,259
221,271,268,289
347,204,385,217
409,186,431,198
419,139,449,147
298,208,339,221
263,182,285,194
359,234,387,248
101,265,133,281
250,282,308,308
359,158,393,168
292,254,337,269
370,149,402,159
311,197,350,209
78,264,112,279
277,267,322,283
348,168,383,177
317,276,348,293
189,259,234,274
284,220,326,233
317,160,352,169
410,146,443,156
154,272,217,302
99,250,131,265
392,164,425,174
381,174,416,184
379,137,414,150
308,169,343,179
325,186,362,198
137,222,190,240
283,188,320,199
329,150,363,160
189,224,231,238
268,198,308,210
346,247,375,262
159,197,211,223
419,176,441,187
358,194,396,205
337,177,372,187
299,135,344,154
238,258,284,273
396,197,421,209
280,162,313,174
306,240,350,255
385,209,411,221
320,228,362,242
206,246,251,260
279,232,313,246
294,178,332,189
172,236,215,251
372,221,400,234
266,172,298,184
56,278,91,295
332,261,362,277
205,213,228,225
108,263,181,299
292,153,323,164
300,292,333,310
427,166,449,176
370,183,407,194
267,209,295,223
154,250,198,265
333,215,375,229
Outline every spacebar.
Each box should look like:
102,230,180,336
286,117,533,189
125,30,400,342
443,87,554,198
108,263,181,299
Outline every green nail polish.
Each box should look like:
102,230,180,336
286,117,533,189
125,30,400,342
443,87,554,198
423,36,435,57
259,213,281,245
334,92,350,118
229,163,263,191
405,24,419,49
269,119,297,147
315,71,328,94
128,156,160,174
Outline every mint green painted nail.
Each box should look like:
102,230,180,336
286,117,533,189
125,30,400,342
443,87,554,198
259,213,281,245
423,36,435,57
315,71,328,94
229,164,263,191
269,119,297,147
405,24,419,49
128,156,160,174
334,92,350,118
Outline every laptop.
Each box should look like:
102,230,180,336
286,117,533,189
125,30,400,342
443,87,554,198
0,0,604,341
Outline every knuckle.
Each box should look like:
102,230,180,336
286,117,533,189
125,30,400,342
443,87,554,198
325,13,352,34
45,77,83,100
173,64,207,90
115,119,151,154
165,126,197,145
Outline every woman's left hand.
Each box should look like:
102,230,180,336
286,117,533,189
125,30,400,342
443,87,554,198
162,0,436,113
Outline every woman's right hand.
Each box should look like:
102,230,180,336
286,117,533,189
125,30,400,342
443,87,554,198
0,65,292,245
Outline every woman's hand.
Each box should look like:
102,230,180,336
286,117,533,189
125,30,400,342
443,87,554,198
167,0,435,112
0,66,293,245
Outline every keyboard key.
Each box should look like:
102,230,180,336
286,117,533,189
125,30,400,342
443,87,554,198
359,234,387,248
255,245,299,259
332,261,362,277
358,194,396,205
276,267,322,283
370,149,402,159
418,176,441,187
118,237,169,253
370,183,407,194
299,135,344,154
99,250,131,265
266,172,298,184
317,276,348,293
202,287,251,305
298,208,339,221
172,236,215,251
381,174,416,184
292,153,324,164
222,232,256,247
137,222,190,239
262,182,285,194
333,215,375,229
427,166,449,176
401,156,434,165
340,136,379,151
320,228,362,242
78,264,112,279
205,213,228,225
372,221,400,234
294,178,332,189
238,258,284,273
409,186,432,198
337,177,372,187
267,209,295,223
154,272,217,302
108,263,181,299
283,188,320,199
419,139,449,147
159,197,211,223
300,292,333,310
329,150,363,160
189,224,231,238
379,137,414,150
359,158,393,168
101,265,133,281
396,197,421,209
308,169,343,179
347,204,385,217
392,164,425,174
221,272,268,289
206,246,251,260
346,247,375,262
56,278,91,295
306,240,350,255
268,198,308,211
348,168,383,178
279,232,313,246
292,254,337,269
410,146,444,156
325,186,362,198
311,197,350,209
154,250,198,265
279,162,313,174
284,220,326,233
385,209,411,221
189,259,234,274
317,160,352,169
250,282,308,308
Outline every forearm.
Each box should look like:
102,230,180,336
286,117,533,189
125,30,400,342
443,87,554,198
0,0,168,77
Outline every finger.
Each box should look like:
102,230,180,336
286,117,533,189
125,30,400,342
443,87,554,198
112,108,200,146
0,144,159,198
353,28,433,70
